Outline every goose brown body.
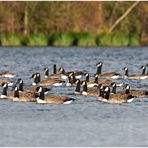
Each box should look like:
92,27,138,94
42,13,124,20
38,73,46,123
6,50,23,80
96,62,120,79
0,71,16,78
36,87,74,104
44,67,65,79
0,79,13,86
31,73,65,86
98,86,134,104
124,67,148,79
81,81,99,96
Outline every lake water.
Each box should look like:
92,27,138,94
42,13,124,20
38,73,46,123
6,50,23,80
0,46,148,146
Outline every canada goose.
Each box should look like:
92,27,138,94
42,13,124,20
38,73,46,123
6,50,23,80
66,72,81,87
94,74,116,87
12,86,36,102
59,67,84,79
0,79,13,86
146,64,148,74
43,67,65,79
16,78,51,94
74,79,82,95
53,64,57,74
81,81,99,96
123,67,148,79
98,86,134,104
110,82,148,98
96,62,102,75
84,73,98,88
35,86,75,104
124,84,148,98
0,82,14,99
96,62,120,79
31,73,65,86
66,75,75,87
0,71,16,78
140,65,147,75
110,82,117,94
110,82,128,95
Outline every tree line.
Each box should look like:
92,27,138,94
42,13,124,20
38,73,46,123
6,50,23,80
0,1,147,46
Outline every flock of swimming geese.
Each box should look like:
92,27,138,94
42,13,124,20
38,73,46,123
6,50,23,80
0,62,148,104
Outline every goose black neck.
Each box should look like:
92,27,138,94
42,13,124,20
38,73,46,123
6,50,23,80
104,90,110,100
35,76,40,84
14,89,19,98
86,75,89,82
75,81,81,92
2,87,8,96
94,76,98,83
19,83,23,91
99,88,103,97
125,69,128,76
99,89,104,97
96,66,102,75
71,74,76,83
142,68,146,75
45,69,49,76
83,82,88,92
112,86,116,94
68,76,73,84
39,90,45,100
125,89,130,94
37,74,41,83
53,64,57,74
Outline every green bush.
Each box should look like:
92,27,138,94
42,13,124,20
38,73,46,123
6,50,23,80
0,32,140,47
75,32,96,46
51,32,74,46
96,33,113,46
128,34,140,46
0,33,23,46
25,34,48,46
111,34,129,46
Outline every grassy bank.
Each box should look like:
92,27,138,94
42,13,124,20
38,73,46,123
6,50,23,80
0,32,140,47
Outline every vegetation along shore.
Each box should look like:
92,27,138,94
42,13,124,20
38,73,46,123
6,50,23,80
0,1,147,46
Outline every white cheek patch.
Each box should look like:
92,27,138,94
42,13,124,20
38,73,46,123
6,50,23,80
126,85,130,90
39,87,42,93
4,83,7,87
14,87,18,91
105,87,109,91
